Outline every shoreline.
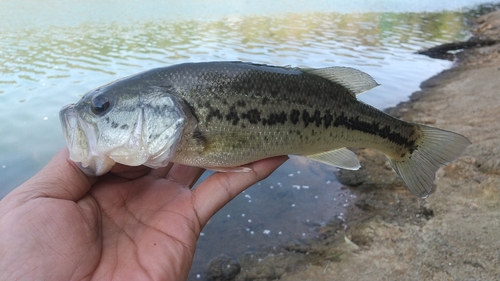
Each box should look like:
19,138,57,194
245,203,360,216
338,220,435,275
204,10,500,281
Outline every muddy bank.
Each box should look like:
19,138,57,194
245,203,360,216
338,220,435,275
204,10,500,281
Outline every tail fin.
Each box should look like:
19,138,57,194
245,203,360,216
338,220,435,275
388,125,471,198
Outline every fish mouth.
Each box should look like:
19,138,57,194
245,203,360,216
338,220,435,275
59,104,115,176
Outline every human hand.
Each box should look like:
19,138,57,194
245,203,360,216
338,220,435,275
0,148,287,280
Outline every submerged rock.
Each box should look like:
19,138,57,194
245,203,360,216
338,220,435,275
335,148,403,191
205,254,241,281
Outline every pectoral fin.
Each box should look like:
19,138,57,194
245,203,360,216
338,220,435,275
306,148,361,170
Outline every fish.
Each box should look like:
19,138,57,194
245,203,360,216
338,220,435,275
59,61,471,198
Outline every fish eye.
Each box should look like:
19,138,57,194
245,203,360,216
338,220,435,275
91,95,110,115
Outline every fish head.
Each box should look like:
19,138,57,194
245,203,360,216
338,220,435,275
60,83,186,176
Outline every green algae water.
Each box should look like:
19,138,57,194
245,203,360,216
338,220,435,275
0,1,498,279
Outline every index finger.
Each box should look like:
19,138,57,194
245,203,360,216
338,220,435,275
7,148,94,202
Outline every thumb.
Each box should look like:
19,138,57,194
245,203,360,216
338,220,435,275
12,147,95,201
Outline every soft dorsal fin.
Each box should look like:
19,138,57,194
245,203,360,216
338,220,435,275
303,67,379,97
305,148,360,170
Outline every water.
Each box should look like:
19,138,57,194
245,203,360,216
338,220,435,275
0,0,497,279
193,157,354,267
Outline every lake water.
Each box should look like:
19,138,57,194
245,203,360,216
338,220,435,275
0,0,497,279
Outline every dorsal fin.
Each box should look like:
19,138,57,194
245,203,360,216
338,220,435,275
303,67,379,97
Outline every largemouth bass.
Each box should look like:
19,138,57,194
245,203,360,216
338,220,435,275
59,62,471,198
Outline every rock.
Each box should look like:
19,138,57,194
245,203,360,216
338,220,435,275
335,148,403,191
468,140,500,174
235,246,308,281
205,254,241,281
473,10,500,40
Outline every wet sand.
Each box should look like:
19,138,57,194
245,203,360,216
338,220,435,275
205,10,500,281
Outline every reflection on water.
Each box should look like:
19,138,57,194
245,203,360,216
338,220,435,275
0,1,496,279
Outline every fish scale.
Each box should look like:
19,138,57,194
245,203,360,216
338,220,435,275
60,61,471,198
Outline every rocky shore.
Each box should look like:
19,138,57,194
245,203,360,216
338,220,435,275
205,10,500,281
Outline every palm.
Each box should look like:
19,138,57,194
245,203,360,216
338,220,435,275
0,149,287,281
88,165,203,280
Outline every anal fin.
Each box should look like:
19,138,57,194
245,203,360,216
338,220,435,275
306,148,360,170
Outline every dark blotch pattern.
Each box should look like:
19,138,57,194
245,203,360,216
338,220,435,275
312,110,321,127
324,111,333,129
332,112,415,148
202,101,223,123
207,108,223,122
290,109,300,125
262,111,287,126
120,124,129,130
301,109,323,128
241,109,261,124
111,121,119,129
225,107,240,125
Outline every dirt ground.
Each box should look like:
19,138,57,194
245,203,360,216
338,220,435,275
204,10,500,281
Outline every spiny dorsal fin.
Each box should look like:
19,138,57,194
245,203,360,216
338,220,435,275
303,67,379,97
306,148,360,170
